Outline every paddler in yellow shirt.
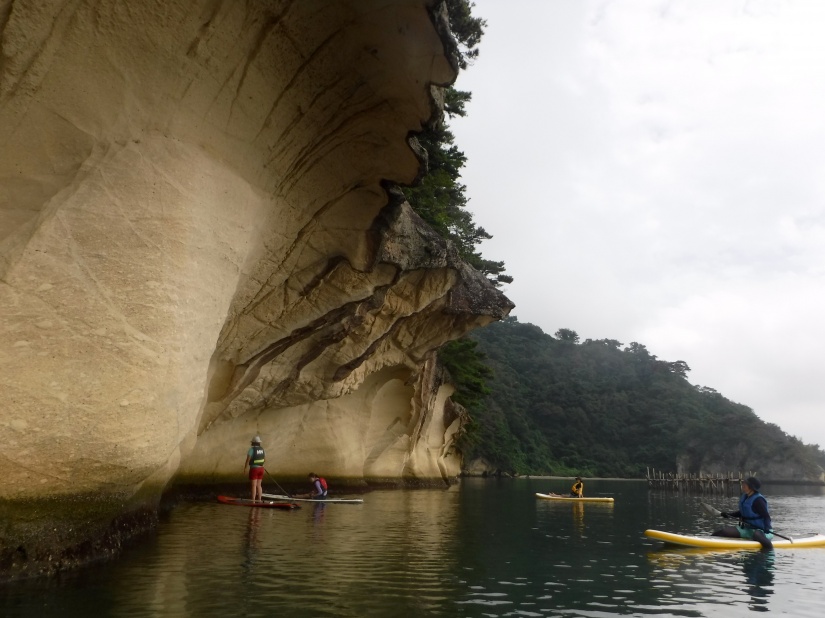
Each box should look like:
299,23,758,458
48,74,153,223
569,476,584,498
547,476,585,498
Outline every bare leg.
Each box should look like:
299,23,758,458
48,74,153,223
250,479,257,502
254,479,263,502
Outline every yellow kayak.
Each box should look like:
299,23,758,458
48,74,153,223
645,529,825,549
535,492,614,503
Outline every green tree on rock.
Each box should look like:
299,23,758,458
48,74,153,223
460,317,825,477
554,328,580,343
403,0,511,286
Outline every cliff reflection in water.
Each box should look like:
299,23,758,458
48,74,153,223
110,489,461,617
3,480,824,618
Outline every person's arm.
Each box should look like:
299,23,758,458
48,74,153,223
752,497,772,530
243,451,250,471
313,480,322,496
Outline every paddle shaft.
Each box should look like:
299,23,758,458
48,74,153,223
701,502,793,542
264,468,292,497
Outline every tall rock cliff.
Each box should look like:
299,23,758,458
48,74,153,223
0,0,512,577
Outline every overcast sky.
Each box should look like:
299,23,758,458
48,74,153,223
451,0,825,450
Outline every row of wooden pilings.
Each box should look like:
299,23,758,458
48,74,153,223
646,468,754,495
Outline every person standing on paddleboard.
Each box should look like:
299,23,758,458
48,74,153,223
712,476,774,550
243,436,266,502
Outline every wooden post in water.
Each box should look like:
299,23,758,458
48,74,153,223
646,470,748,495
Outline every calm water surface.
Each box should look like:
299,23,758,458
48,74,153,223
2,479,824,617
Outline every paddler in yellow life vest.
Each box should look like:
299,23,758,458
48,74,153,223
547,476,584,498
570,477,584,498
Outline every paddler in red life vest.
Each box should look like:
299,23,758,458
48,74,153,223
298,472,328,499
243,435,266,502
711,476,774,550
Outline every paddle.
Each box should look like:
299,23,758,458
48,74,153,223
264,467,292,498
700,502,794,543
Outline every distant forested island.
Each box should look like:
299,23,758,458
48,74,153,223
450,317,825,480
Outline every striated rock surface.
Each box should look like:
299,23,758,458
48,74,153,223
179,195,501,486
0,0,512,577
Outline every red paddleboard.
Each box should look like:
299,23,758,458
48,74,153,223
217,495,300,509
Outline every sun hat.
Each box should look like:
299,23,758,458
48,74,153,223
251,435,262,444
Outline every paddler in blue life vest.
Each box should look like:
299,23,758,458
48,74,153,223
712,476,774,550
243,435,266,502
297,472,328,499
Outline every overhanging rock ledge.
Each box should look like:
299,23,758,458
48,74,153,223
0,0,512,577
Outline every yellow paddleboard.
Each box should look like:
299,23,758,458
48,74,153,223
645,529,825,549
535,492,614,503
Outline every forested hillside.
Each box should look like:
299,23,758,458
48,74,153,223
414,3,824,482
459,317,825,479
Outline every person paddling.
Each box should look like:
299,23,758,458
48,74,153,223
570,476,584,498
547,475,584,498
297,472,328,500
243,436,266,502
712,476,774,550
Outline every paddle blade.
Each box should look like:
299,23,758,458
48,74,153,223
700,502,722,517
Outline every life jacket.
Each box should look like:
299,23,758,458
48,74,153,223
250,446,265,466
571,481,583,496
739,491,769,531
317,477,328,492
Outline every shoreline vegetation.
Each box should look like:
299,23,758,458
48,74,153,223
460,474,825,485
456,317,825,480
460,472,825,489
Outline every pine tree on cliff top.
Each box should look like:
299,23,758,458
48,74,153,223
403,0,512,287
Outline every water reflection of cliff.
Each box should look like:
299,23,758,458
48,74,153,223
110,490,460,615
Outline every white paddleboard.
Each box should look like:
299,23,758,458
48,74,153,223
262,492,364,504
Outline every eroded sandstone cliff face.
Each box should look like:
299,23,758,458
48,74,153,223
180,194,506,486
0,0,511,576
